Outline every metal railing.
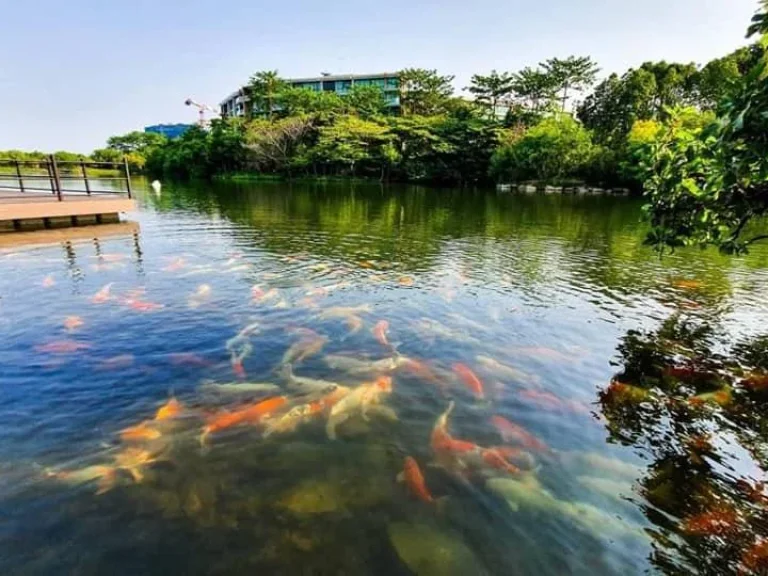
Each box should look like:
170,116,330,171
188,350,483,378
0,156,133,201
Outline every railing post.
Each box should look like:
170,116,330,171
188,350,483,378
81,160,91,195
123,157,133,199
46,160,56,196
14,160,25,193
49,154,63,201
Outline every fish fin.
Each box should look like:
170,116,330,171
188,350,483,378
96,468,117,495
396,471,405,483
326,414,348,440
326,419,338,440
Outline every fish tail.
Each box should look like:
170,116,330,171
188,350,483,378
279,363,294,381
199,427,211,449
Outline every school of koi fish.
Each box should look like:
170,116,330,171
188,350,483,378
4,245,658,575
18,254,656,574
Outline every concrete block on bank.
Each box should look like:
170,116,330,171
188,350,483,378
46,216,74,229
17,218,46,231
576,187,588,194
0,220,16,233
74,215,98,226
98,213,121,224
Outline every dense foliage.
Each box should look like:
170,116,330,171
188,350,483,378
641,1,768,254
138,24,763,188
6,3,767,197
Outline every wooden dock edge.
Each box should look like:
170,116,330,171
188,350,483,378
0,198,136,233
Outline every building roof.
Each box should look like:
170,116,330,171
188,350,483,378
220,72,400,106
289,72,399,83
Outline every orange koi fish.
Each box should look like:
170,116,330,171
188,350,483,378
91,283,114,304
451,363,485,399
372,320,390,347
480,447,521,475
120,422,162,442
36,340,92,354
125,299,164,312
202,396,288,442
398,276,415,287
63,316,84,331
430,402,477,455
398,456,434,503
491,415,548,452
155,398,182,420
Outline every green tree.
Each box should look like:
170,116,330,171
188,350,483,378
510,67,559,119
313,116,393,177
643,2,768,254
387,115,454,181
245,116,315,175
106,131,166,154
279,87,344,118
489,114,596,182
91,148,123,164
541,56,600,111
345,85,388,119
248,70,288,119
466,70,515,119
397,68,455,116
695,46,762,110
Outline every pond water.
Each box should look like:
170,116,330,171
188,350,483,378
1,180,767,575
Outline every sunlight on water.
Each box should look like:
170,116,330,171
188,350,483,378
0,180,766,575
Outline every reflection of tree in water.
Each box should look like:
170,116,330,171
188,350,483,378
600,312,768,574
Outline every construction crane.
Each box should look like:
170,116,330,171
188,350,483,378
184,98,220,126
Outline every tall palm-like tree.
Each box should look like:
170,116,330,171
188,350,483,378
248,70,287,120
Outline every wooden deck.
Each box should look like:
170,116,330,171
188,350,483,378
0,190,135,232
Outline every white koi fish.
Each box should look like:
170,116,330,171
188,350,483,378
280,364,340,395
326,376,393,440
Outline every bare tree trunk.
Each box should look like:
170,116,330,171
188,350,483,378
561,83,569,112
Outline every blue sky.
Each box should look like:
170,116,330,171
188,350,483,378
0,0,759,152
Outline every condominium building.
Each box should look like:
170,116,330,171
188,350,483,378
219,72,400,117
144,124,193,139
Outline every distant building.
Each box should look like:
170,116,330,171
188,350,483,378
219,72,400,117
144,124,193,139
